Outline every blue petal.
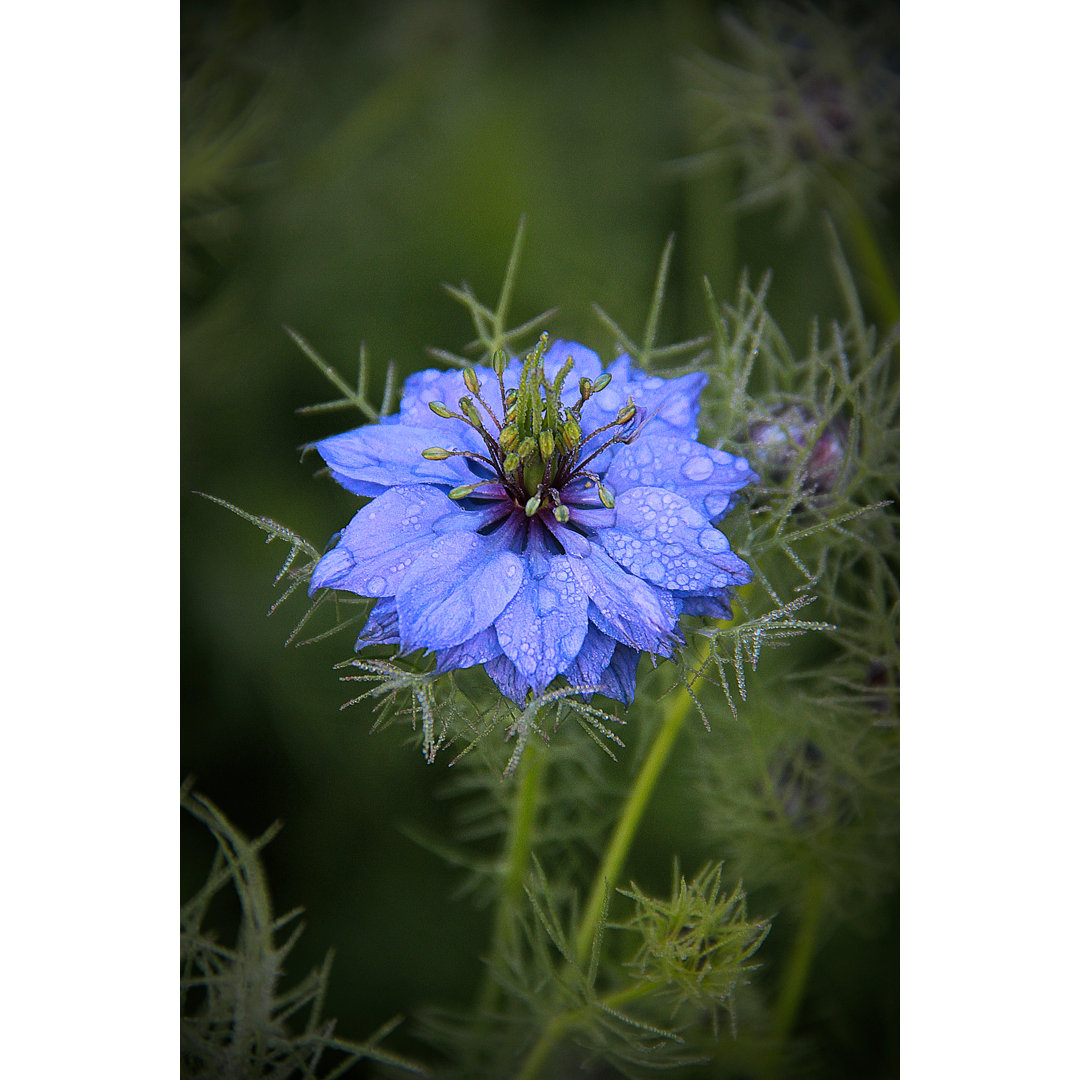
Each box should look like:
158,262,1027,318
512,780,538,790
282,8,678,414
559,624,618,691
315,423,489,496
355,597,399,647
396,531,523,650
485,653,530,706
599,486,752,594
568,548,679,655
495,550,589,695
397,367,502,437
680,592,734,620
434,626,502,673
604,435,757,522
309,485,475,597
582,355,707,441
594,643,639,704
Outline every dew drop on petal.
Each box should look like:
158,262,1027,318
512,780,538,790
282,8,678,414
368,575,387,593
681,455,714,482
697,528,729,553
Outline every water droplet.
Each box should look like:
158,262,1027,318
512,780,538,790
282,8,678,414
681,455,714,482
368,575,387,593
697,528,728,553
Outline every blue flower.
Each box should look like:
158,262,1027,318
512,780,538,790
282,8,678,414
309,337,756,706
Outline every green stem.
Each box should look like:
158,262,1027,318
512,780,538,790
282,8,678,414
515,664,701,1080
842,202,899,330
477,740,547,1015
769,873,826,1067
515,983,657,1080
573,686,693,964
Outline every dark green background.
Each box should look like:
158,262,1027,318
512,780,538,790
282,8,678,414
181,1,898,1074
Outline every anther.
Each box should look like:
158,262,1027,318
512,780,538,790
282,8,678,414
448,481,492,500
524,494,542,516
459,397,483,428
463,368,480,395
422,447,451,460
429,401,455,419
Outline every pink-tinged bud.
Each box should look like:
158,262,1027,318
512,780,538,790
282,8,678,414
748,404,847,494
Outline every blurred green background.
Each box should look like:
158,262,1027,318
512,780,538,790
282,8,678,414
182,0,898,1074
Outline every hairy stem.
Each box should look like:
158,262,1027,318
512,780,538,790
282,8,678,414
477,740,548,1014
574,685,693,964
768,872,826,1072
515,983,656,1080
514,663,702,1079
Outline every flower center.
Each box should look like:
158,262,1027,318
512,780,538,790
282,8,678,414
422,334,641,520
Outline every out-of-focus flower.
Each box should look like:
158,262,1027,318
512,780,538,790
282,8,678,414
682,1,899,226
309,337,756,705
748,403,848,494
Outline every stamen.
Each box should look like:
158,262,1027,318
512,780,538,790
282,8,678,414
449,480,499,500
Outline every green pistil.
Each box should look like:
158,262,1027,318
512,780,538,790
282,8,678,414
421,336,642,517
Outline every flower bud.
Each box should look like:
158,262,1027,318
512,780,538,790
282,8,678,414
748,404,847,494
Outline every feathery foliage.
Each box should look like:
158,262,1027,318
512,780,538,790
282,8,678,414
180,784,426,1079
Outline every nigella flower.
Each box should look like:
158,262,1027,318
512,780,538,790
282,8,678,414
308,336,756,706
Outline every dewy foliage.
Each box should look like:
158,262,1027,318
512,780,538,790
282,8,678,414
204,219,898,1076
180,784,427,1079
